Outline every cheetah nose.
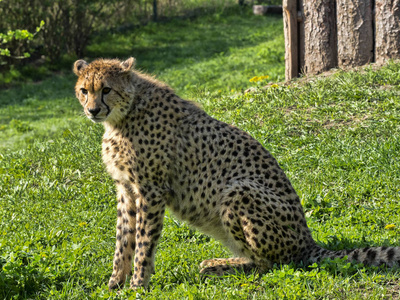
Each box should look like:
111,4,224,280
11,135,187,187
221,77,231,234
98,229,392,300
88,107,101,116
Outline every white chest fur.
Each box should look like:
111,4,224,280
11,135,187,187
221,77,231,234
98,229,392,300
102,126,135,184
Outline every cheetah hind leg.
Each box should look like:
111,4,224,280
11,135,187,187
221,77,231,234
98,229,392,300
199,257,259,276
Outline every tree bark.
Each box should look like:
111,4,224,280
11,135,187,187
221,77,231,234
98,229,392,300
375,0,400,64
283,0,299,80
337,0,373,68
299,0,337,75
284,0,399,79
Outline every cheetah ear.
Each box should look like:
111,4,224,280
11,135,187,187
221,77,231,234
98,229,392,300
120,57,136,72
73,60,89,76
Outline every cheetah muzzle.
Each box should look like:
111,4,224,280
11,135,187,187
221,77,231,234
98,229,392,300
73,57,400,290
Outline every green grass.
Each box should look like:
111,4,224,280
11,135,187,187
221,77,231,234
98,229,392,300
2,5,400,300
0,74,82,152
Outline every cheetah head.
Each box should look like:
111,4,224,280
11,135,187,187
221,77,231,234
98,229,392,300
73,57,136,124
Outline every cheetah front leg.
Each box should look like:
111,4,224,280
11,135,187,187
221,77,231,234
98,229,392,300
200,258,258,276
108,184,137,290
130,185,166,289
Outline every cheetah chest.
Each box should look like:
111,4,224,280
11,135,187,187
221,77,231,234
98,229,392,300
102,138,136,184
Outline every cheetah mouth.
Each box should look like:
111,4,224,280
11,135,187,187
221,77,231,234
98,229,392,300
89,116,106,123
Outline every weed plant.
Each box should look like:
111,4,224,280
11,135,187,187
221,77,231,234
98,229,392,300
1,6,400,300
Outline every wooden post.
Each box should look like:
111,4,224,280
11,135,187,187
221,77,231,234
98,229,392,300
375,0,400,64
284,0,400,79
298,0,305,76
301,0,337,75
283,0,298,80
337,0,373,68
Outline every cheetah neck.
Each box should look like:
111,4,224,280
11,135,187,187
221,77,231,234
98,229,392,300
129,72,173,113
103,71,175,134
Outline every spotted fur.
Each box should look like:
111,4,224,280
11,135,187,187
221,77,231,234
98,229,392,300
73,57,400,290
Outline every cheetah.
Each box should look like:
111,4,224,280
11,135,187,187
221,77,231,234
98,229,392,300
73,57,400,290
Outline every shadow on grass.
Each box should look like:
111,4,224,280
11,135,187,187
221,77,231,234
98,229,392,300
0,74,76,108
86,7,283,74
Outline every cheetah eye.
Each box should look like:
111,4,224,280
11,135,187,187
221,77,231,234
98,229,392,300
102,87,111,95
81,88,88,95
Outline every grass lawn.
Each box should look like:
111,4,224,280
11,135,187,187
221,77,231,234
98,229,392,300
1,5,400,300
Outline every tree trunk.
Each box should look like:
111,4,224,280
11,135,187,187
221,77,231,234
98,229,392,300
337,0,373,68
299,0,337,75
375,0,400,64
153,0,157,22
283,0,299,80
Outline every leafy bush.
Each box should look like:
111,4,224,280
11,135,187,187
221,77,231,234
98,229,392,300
0,0,111,63
0,19,44,68
0,25,42,58
0,0,238,68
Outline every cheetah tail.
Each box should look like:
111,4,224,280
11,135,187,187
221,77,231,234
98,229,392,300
307,246,400,267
